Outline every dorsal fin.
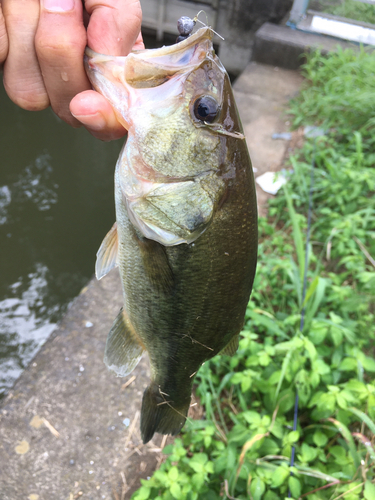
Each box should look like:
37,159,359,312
95,222,118,280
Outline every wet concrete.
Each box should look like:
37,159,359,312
0,61,303,499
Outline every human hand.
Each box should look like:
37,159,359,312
0,5,7,64
1,0,144,141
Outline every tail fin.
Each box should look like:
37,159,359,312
140,382,189,444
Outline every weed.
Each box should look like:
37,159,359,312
312,0,375,25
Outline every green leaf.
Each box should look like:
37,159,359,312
362,356,375,372
318,319,356,344
298,443,318,463
309,321,328,345
304,278,327,328
270,420,284,439
132,487,151,500
339,358,357,371
304,337,317,361
313,359,331,375
170,482,181,499
331,327,343,346
283,184,305,285
191,472,204,490
287,430,300,444
250,477,266,500
231,373,243,384
329,418,361,469
302,276,319,308
313,430,328,447
241,377,251,392
364,481,375,500
243,411,261,425
271,465,289,488
189,453,208,473
168,466,179,481
264,492,279,500
274,350,292,403
288,476,301,499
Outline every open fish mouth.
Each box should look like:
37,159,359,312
84,27,244,139
85,27,215,84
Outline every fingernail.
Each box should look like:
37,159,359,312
71,112,107,131
43,0,75,12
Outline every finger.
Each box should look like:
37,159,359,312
35,0,90,126
133,30,144,51
71,1,144,139
84,0,144,55
70,90,127,141
0,4,9,63
2,0,49,110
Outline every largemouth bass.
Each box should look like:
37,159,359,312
84,27,257,444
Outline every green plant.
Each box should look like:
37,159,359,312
316,0,375,25
289,47,375,153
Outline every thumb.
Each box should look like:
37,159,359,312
84,0,144,56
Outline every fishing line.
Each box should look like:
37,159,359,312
288,139,316,497
194,11,225,40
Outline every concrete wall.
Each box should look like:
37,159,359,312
141,0,293,73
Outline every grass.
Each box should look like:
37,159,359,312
131,47,375,500
311,0,375,25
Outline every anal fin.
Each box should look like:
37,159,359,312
220,334,239,356
104,308,145,377
96,222,118,280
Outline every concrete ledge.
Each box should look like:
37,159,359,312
0,271,170,500
253,22,361,69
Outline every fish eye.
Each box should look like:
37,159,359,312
193,95,220,123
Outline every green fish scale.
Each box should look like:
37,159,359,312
115,142,257,410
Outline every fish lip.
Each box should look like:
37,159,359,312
132,27,213,58
84,27,213,60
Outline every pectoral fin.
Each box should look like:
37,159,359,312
128,180,223,246
95,223,118,280
220,335,239,356
136,235,174,292
104,308,145,377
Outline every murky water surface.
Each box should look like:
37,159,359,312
0,83,123,397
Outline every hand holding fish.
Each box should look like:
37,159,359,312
0,0,143,140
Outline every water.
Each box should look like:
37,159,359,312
0,82,123,398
